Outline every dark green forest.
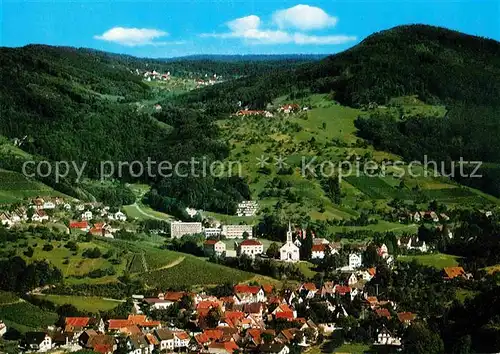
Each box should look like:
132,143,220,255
174,25,500,111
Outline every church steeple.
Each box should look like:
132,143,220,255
287,221,293,243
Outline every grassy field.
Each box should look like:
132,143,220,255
0,169,62,204
33,294,121,312
398,253,459,269
0,301,57,333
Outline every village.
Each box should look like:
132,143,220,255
0,193,475,354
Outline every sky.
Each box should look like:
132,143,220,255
1,0,499,57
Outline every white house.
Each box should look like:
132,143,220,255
42,201,56,210
154,329,174,351
0,321,6,337
114,211,127,221
348,253,362,270
31,210,49,223
204,240,226,257
172,331,190,349
311,244,327,259
238,239,263,258
24,332,53,352
82,210,93,221
280,222,300,262
375,327,401,346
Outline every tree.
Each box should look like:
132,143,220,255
266,242,281,259
206,307,222,328
403,322,445,354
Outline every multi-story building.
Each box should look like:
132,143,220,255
222,224,253,239
170,221,203,238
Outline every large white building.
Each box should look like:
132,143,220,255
222,224,253,239
236,201,259,216
237,239,263,258
280,222,300,262
170,221,203,238
203,227,222,238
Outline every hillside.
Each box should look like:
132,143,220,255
178,24,500,109
172,24,500,199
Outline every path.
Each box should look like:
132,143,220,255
141,252,149,272
151,256,185,272
131,202,165,221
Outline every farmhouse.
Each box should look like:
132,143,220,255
31,210,49,222
170,221,203,238
278,104,300,114
204,240,226,256
237,239,263,258
70,221,90,232
311,244,327,259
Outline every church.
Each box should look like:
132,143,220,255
280,222,300,262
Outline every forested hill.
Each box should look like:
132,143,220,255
177,24,500,110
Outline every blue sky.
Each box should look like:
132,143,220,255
2,0,499,57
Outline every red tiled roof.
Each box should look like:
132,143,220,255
203,329,224,341
444,266,466,279
93,344,113,354
173,331,190,340
164,291,186,302
397,312,417,323
311,244,326,252
262,285,274,294
197,300,219,310
224,311,245,321
302,283,317,291
145,333,159,345
335,285,351,295
204,239,218,245
69,221,88,229
368,267,376,276
275,311,294,320
65,317,90,328
127,315,147,324
240,239,263,246
234,284,261,294
376,308,391,319
108,319,131,329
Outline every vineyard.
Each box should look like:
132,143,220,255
142,256,254,289
0,169,60,204
0,301,58,332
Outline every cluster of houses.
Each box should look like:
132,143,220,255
407,211,449,223
233,103,308,119
18,278,425,354
141,70,171,81
0,196,128,240
0,196,69,227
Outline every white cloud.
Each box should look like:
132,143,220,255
200,7,355,46
94,27,169,46
273,5,337,31
227,15,261,33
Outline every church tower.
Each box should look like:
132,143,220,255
286,221,293,243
